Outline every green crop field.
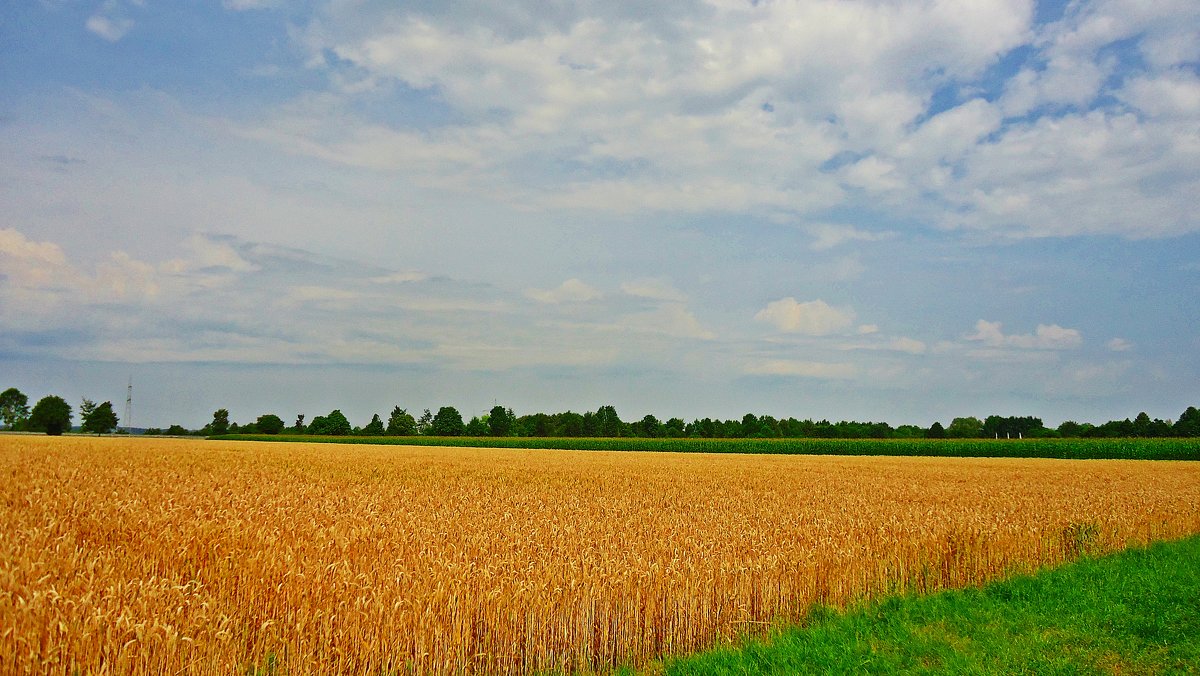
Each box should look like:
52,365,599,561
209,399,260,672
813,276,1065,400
218,434,1200,460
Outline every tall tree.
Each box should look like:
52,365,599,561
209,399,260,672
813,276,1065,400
417,409,434,435
595,405,622,437
946,416,983,438
28,396,72,436
307,415,327,434
386,406,417,436
637,414,663,438
1176,407,1200,437
488,405,514,437
465,416,489,436
1,387,30,430
323,410,352,436
210,409,230,436
362,413,385,436
81,401,119,435
431,406,465,436
79,399,96,424
256,414,286,435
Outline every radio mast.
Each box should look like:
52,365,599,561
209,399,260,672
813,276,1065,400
124,376,133,433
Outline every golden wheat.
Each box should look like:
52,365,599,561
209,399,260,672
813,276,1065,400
2,436,1198,674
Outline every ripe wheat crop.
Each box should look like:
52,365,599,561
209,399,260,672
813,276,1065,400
3,436,1199,674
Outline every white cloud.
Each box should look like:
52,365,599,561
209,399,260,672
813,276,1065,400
525,278,602,304
620,277,687,302
754,298,855,336
620,304,714,341
200,0,1200,243
1120,70,1200,120
886,337,927,355
967,320,1083,350
806,224,892,251
223,0,280,10
85,1,136,42
86,14,133,41
841,155,903,192
1107,337,1133,352
0,228,67,266
370,272,428,284
744,359,857,380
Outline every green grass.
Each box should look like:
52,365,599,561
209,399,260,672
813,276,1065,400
215,434,1200,460
652,535,1200,675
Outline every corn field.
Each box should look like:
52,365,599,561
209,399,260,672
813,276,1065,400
2,436,1199,674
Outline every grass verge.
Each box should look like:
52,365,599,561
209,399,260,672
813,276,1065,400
654,535,1200,674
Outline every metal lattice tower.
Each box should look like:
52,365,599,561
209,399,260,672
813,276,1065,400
125,377,133,433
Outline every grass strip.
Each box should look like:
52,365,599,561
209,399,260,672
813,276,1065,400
655,535,1200,675
215,434,1200,460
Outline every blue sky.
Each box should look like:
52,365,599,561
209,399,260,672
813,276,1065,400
2,0,1198,429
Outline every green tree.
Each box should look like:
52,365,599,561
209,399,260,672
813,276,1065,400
210,409,230,436
165,424,189,436
307,415,327,434
256,414,286,435
362,413,385,436
323,410,352,436
557,411,584,437
292,414,306,433
386,406,417,436
417,409,434,435
28,396,72,435
81,401,119,434
79,399,96,425
488,405,514,437
636,414,663,437
595,405,622,437
1175,407,1200,437
926,421,946,438
1,387,31,430
664,417,687,438
465,416,489,436
1057,420,1090,437
431,406,465,436
946,416,983,438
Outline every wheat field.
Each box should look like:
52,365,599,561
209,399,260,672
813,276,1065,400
2,436,1199,674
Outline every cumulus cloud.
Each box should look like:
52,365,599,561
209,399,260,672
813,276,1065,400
885,337,927,355
620,277,687,302
805,224,893,251
1107,337,1133,352
754,298,855,336
86,14,133,41
222,0,280,9
0,228,67,266
525,278,602,304
85,1,136,42
967,320,1083,350
204,0,1200,242
744,359,857,380
619,304,714,340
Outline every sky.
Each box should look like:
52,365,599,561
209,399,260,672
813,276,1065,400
1,0,1198,430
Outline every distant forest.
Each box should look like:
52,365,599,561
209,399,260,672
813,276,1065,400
3,386,1197,440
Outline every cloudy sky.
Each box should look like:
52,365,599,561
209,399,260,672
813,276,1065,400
2,0,1198,429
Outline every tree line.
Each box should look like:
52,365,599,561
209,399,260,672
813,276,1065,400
3,385,1197,439
0,388,119,435
173,404,1200,440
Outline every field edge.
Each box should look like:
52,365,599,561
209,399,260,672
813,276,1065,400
650,533,1200,675
214,433,1200,460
